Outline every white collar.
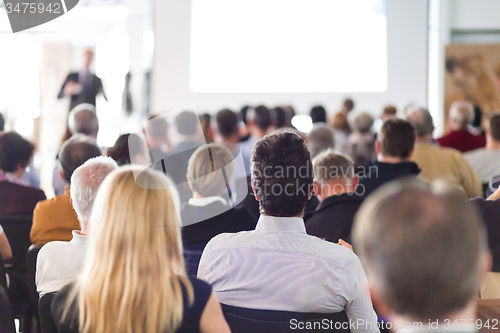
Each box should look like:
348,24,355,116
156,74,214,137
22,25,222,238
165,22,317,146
188,196,227,207
255,215,306,233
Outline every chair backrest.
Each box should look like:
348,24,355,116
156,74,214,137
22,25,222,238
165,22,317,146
0,215,33,269
39,292,57,333
0,285,16,333
27,244,44,306
183,243,205,277
221,304,350,333
0,253,7,290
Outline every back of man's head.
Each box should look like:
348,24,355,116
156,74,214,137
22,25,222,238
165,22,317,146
343,98,354,112
175,111,199,136
449,101,474,128
313,150,354,186
251,130,313,217
70,156,118,224
487,113,500,142
310,106,327,124
59,135,102,184
377,119,415,159
353,180,488,321
382,105,397,118
68,104,99,137
406,107,434,138
145,116,169,141
353,112,374,134
273,107,286,129
308,124,335,158
248,105,271,131
216,109,239,139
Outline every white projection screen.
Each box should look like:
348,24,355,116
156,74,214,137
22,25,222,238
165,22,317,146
152,0,428,114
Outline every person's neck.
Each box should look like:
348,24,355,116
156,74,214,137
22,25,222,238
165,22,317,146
3,168,25,179
415,135,433,143
449,123,467,132
220,135,240,145
252,128,268,139
485,138,500,150
318,181,354,202
377,155,409,164
192,192,220,199
391,302,476,330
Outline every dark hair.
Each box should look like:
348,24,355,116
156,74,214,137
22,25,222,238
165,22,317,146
310,106,327,123
145,116,168,139
251,105,271,131
59,135,102,183
273,107,286,129
251,130,313,217
216,109,239,138
0,113,4,132
488,113,500,142
0,132,34,172
343,98,354,112
107,134,136,166
378,119,415,159
383,105,397,116
240,106,251,125
175,111,198,136
472,105,483,128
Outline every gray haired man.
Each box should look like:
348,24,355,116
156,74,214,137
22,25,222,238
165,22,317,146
36,156,118,295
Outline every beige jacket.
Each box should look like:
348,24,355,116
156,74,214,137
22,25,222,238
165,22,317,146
411,142,482,198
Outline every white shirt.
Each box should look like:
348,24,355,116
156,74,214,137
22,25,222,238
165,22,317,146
198,215,379,333
464,148,500,183
36,230,88,295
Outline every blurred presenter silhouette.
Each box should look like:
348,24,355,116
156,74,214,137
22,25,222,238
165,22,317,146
58,50,107,111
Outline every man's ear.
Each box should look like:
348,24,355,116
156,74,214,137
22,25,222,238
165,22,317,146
70,197,73,207
59,170,65,181
369,284,392,318
375,140,381,155
313,182,321,196
251,183,259,202
408,147,415,159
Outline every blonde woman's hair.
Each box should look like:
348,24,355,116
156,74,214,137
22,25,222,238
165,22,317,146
63,167,192,333
187,144,234,197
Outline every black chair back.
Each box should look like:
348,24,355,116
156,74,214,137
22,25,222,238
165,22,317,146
27,245,43,306
0,285,15,333
0,215,33,269
221,304,350,333
0,253,7,290
39,293,57,333
183,243,205,277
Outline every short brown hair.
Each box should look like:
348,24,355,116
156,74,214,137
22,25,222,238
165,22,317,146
488,112,500,141
382,105,397,117
377,119,415,158
353,179,488,321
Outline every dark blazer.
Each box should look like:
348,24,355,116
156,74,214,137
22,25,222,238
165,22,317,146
304,193,363,243
358,160,421,197
58,72,105,110
470,197,500,272
0,181,46,215
181,201,257,247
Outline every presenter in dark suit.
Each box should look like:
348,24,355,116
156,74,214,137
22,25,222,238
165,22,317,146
58,50,106,111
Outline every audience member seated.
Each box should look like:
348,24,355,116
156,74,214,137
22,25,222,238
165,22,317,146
198,130,378,331
407,107,482,198
310,105,327,124
143,115,171,160
36,157,117,295
53,104,100,195
304,150,362,243
106,133,149,166
331,98,354,135
307,124,336,158
437,100,486,153
380,105,397,123
238,105,272,174
272,106,286,129
358,119,419,197
31,135,101,245
0,132,46,215
181,144,256,247
52,167,231,333
353,179,491,326
345,112,376,170
200,113,215,143
464,112,500,184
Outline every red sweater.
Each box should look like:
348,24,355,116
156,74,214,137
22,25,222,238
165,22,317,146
437,130,486,153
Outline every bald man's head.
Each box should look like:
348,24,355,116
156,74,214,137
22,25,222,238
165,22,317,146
407,108,434,138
